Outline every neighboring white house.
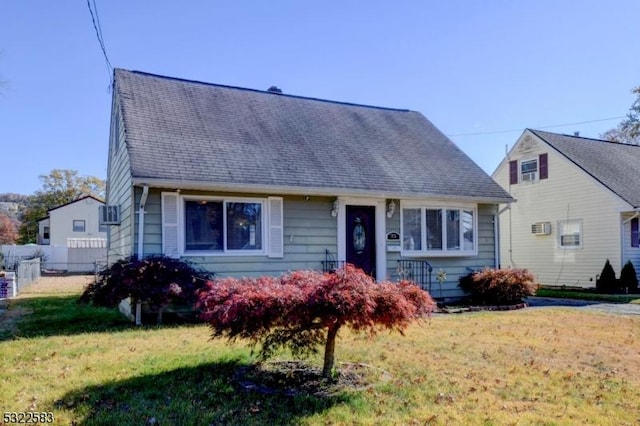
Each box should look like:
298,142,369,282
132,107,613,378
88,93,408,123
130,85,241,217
37,195,107,245
493,129,640,287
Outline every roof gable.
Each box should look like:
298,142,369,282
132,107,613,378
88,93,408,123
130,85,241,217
47,195,105,214
113,69,512,201
529,129,640,208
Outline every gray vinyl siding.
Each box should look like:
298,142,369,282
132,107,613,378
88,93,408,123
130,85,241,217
385,203,498,300
105,95,134,264
125,181,501,299
136,190,337,277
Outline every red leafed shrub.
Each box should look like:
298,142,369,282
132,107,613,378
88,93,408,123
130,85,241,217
80,255,212,324
458,267,538,305
196,264,435,378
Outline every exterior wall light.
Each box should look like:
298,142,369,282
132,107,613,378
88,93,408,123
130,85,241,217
386,200,396,218
331,200,339,217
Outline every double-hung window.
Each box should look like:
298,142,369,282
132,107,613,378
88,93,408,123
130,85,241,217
520,158,538,182
558,219,582,249
401,204,477,256
509,153,548,184
73,220,86,232
184,198,264,254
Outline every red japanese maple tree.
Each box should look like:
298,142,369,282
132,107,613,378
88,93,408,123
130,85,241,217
196,264,435,378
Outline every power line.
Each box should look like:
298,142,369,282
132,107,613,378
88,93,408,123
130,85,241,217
87,0,112,76
447,116,625,137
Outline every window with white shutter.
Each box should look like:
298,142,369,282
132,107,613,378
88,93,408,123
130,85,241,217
162,193,282,257
268,197,284,258
162,192,180,257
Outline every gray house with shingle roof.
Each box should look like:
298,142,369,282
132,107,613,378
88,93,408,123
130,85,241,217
105,69,512,299
493,129,640,287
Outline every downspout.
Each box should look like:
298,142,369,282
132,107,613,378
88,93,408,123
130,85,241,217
494,212,500,269
135,185,149,326
505,143,517,268
496,203,511,268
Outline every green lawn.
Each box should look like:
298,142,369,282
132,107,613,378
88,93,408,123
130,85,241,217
1,281,639,425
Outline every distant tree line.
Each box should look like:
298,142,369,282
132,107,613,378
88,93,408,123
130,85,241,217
601,86,640,145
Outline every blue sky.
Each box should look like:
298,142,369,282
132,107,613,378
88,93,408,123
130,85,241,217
1,1,639,195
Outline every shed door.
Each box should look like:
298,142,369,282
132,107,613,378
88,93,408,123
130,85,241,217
346,205,376,276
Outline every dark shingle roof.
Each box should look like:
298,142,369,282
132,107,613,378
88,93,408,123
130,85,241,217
114,69,511,201
530,129,640,208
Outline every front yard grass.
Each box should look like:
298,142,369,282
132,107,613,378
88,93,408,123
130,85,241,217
1,279,639,425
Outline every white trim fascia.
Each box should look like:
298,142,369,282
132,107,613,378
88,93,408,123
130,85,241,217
131,179,513,204
401,199,478,209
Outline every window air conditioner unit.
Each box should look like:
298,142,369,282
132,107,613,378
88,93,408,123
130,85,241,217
531,222,551,235
99,205,121,226
521,172,537,182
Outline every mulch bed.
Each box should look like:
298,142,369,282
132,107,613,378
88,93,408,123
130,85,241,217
436,302,528,314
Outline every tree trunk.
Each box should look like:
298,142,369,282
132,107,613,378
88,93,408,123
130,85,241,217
322,324,340,379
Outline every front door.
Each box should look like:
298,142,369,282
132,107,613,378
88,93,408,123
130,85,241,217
346,205,376,276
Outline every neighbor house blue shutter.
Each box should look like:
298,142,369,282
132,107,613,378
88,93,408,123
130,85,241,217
268,196,284,258
632,218,639,248
539,153,548,180
509,160,518,185
162,192,180,258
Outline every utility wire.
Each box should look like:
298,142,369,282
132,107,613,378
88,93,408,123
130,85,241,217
93,0,105,49
87,0,112,76
447,116,625,137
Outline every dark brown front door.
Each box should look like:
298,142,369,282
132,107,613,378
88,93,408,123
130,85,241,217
346,205,376,276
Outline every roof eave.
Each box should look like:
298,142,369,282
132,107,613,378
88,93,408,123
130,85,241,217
131,177,514,204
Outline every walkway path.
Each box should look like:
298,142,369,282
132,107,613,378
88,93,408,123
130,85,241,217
526,296,640,315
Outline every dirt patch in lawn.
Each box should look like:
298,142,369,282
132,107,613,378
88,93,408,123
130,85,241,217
233,360,391,397
19,275,95,295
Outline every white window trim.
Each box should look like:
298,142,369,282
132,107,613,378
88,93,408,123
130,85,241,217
400,201,478,257
520,157,539,183
557,219,583,250
181,195,268,257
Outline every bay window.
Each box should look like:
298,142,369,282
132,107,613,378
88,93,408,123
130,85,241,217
401,204,476,256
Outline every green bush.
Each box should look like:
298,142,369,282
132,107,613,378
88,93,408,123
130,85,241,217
458,267,538,305
79,255,213,323
595,259,620,294
620,260,639,294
